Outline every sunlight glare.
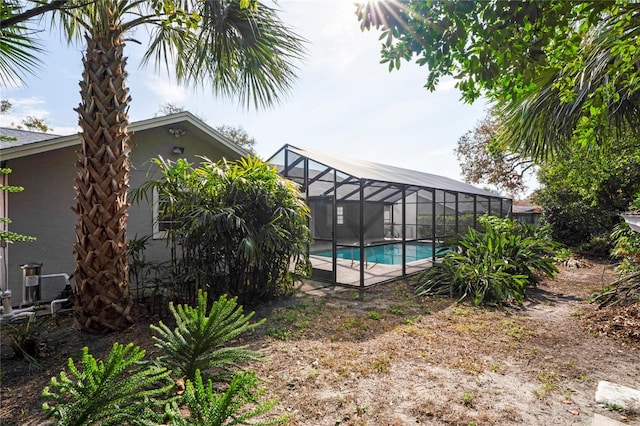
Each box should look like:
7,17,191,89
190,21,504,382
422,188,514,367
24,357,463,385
357,0,407,32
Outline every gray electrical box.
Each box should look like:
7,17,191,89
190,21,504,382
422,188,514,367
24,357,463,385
21,263,42,305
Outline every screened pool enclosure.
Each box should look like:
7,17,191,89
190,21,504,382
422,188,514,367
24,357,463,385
269,145,512,288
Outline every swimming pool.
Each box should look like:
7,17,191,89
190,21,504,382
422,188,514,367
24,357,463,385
314,242,443,265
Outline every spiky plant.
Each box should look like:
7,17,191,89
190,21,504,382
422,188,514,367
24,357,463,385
416,215,558,306
167,370,286,426
151,290,264,383
42,342,174,426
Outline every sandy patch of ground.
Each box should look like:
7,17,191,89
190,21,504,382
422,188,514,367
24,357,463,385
1,259,639,425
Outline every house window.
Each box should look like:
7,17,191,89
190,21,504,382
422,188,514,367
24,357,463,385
337,205,344,225
152,188,175,239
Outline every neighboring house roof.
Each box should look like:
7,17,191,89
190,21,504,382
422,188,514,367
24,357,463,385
0,111,247,160
0,127,61,149
280,144,507,199
512,205,542,214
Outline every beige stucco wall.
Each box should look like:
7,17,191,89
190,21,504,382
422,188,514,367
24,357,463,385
5,124,243,305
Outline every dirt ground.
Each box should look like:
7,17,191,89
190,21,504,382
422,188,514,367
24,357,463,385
1,259,639,425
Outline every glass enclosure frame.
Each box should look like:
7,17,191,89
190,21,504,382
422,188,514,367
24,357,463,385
269,145,513,289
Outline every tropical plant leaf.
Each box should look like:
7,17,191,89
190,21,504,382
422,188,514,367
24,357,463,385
152,290,265,383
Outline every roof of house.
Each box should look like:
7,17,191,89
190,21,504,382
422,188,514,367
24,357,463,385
512,205,542,214
0,111,247,160
0,127,62,149
277,144,508,200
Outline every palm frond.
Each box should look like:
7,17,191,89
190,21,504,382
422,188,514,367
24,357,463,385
166,0,307,110
0,0,43,87
497,3,640,161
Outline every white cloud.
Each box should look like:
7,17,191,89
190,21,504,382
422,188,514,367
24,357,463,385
51,125,79,136
0,97,50,127
141,75,188,103
6,96,47,112
0,97,80,135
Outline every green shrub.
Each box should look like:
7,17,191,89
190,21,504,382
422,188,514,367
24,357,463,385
576,234,612,257
610,221,640,267
590,221,640,306
152,291,264,383
166,370,286,425
42,292,283,425
42,343,174,425
133,156,311,304
6,315,49,365
416,216,558,306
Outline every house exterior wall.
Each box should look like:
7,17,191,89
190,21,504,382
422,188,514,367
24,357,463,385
5,126,242,305
332,201,385,245
307,199,385,245
6,146,76,303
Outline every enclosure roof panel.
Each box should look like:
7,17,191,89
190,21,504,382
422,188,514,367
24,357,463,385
283,145,506,199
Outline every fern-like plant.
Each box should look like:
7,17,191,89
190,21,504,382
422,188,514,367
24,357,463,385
151,290,265,383
42,342,174,426
167,370,286,425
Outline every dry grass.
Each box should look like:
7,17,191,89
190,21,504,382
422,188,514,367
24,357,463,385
2,260,639,425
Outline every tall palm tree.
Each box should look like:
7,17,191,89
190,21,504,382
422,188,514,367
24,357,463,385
54,0,305,334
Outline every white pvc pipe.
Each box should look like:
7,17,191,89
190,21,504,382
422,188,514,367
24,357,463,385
43,274,72,314
50,298,70,315
0,308,35,322
41,273,71,286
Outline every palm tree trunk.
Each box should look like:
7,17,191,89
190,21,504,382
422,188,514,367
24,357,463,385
72,32,133,334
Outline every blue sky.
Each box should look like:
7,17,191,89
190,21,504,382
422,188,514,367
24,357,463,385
0,0,491,181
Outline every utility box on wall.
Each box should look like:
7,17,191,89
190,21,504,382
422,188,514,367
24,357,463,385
21,263,42,306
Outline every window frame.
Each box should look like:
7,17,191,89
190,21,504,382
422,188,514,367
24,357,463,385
152,187,174,239
336,205,344,225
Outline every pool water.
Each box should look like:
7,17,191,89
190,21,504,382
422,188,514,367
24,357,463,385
315,242,443,265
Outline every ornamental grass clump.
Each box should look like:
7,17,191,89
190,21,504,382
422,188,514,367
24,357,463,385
416,215,558,306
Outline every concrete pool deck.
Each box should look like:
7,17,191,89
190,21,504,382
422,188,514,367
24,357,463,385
309,255,433,287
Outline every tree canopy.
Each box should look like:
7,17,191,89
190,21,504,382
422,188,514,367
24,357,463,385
356,1,640,158
215,124,256,154
455,110,534,196
535,133,640,246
